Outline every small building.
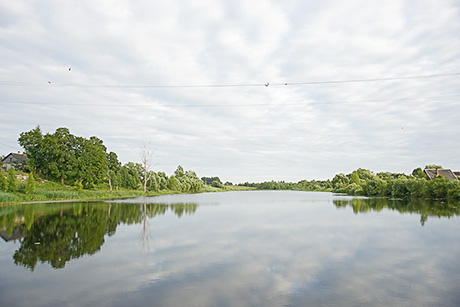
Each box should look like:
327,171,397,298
2,152,28,171
424,168,458,181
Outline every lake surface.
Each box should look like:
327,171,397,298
1,191,460,306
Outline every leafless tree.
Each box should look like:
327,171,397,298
138,141,154,193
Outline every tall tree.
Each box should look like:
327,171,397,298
76,136,108,188
139,142,154,193
18,125,45,174
106,152,121,192
44,128,77,185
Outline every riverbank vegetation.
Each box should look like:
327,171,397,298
239,166,460,200
1,126,459,204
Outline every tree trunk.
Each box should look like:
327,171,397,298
108,177,112,192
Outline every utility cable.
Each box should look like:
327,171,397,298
0,72,459,88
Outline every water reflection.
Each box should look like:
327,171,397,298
1,192,459,306
0,202,199,270
333,197,460,226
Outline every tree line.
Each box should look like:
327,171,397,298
0,126,202,194
238,166,460,200
3,126,459,200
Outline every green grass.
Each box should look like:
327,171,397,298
0,179,256,205
0,181,167,205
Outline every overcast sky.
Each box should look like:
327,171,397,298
1,0,459,183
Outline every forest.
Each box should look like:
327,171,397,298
1,126,460,202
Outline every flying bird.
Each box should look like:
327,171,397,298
265,82,269,87
68,67,71,71
48,81,51,84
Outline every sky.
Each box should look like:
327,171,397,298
1,0,459,183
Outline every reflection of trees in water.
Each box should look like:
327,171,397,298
333,198,460,226
0,202,199,270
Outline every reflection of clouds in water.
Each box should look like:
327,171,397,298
3,193,460,306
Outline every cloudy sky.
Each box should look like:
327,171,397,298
1,0,459,183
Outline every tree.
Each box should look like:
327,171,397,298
157,172,168,190
44,128,77,185
18,125,44,174
0,172,6,191
25,172,36,194
75,136,108,189
7,167,18,193
411,168,425,179
139,142,154,193
167,175,181,191
106,152,121,192
350,171,361,185
332,173,349,190
120,163,140,189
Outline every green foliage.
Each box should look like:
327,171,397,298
119,163,140,190
429,176,449,199
202,176,222,186
390,178,409,198
0,172,6,192
167,175,181,191
411,168,425,179
406,178,427,198
7,167,18,193
447,181,460,199
425,164,443,169
173,166,203,193
18,125,44,173
331,173,350,190
350,171,361,185
74,180,83,191
362,178,387,196
25,173,36,194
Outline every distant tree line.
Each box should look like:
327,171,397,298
1,126,203,193
238,166,460,200
200,176,233,188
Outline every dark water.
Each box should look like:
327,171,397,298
1,191,459,306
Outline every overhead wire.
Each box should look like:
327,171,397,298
0,72,459,88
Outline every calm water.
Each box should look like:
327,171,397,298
1,191,459,306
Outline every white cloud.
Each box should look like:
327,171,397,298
1,0,460,182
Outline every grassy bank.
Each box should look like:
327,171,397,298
0,180,255,205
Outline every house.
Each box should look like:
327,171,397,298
424,168,458,181
1,152,28,171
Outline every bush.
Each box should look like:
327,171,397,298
0,172,6,191
7,167,18,193
391,178,409,198
25,173,36,194
406,178,427,198
447,180,460,199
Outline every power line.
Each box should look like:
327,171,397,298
0,140,19,150
0,72,459,88
1,94,459,108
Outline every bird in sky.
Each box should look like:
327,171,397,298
48,81,51,84
68,67,71,71
265,82,269,87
